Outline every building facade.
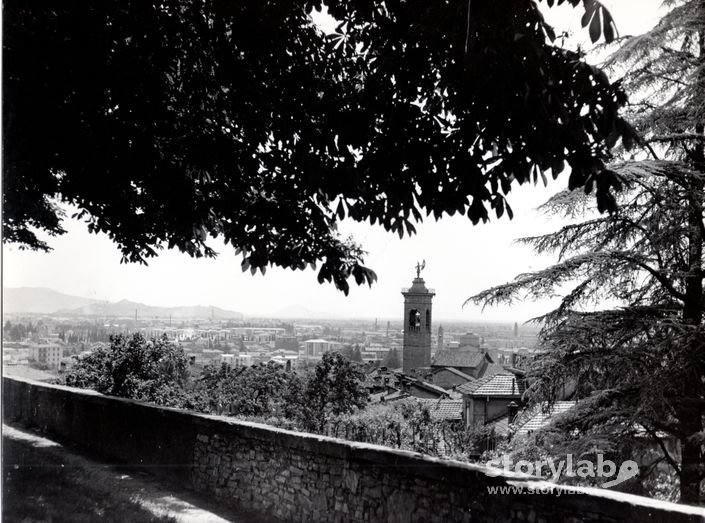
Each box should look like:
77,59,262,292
30,344,62,368
401,272,435,374
302,339,340,358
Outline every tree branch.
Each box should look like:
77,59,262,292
610,251,686,302
642,423,682,475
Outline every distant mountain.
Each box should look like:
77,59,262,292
65,299,243,320
3,287,243,320
274,304,340,320
3,287,103,314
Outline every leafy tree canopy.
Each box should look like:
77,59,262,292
4,0,632,293
64,333,191,406
196,361,305,418
303,351,368,431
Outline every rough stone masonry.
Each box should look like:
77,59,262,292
4,376,704,523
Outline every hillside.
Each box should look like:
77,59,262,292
2,287,243,320
65,299,243,320
3,287,103,314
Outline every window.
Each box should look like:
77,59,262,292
408,309,421,332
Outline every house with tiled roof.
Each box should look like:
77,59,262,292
462,372,527,428
456,365,521,394
473,374,525,396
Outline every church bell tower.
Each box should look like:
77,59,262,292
402,261,435,374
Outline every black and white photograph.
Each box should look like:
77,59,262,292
3,0,705,521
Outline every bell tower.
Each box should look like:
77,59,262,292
402,261,435,374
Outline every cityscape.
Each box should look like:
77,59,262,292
3,0,705,521
3,280,539,400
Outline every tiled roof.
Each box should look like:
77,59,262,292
482,363,507,379
432,350,488,368
410,379,451,396
431,366,475,382
456,374,492,394
515,401,576,435
419,399,464,421
472,374,524,396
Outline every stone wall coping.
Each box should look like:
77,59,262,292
507,478,705,517
7,375,705,519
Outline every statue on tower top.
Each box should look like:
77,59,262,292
415,260,426,279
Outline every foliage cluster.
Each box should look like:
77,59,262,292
323,399,485,458
61,333,493,458
63,334,370,431
5,0,633,292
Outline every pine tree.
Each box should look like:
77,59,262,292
604,0,705,503
469,1,705,503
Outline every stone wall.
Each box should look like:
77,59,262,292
4,376,704,523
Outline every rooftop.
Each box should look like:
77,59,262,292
418,399,463,421
515,401,576,435
471,374,525,396
432,350,488,369
432,366,476,382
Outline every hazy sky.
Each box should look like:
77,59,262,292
2,1,664,322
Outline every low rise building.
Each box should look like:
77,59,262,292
30,343,63,368
302,339,340,358
460,372,526,428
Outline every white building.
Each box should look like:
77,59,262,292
302,339,341,358
233,354,254,367
30,344,63,368
216,353,254,367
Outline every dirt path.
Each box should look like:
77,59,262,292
3,424,265,523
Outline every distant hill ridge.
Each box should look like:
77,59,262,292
2,287,243,319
